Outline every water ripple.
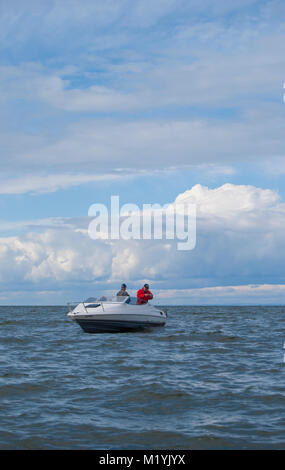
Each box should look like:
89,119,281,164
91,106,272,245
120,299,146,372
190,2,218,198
0,305,285,449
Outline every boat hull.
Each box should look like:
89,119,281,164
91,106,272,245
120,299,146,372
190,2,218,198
75,318,165,333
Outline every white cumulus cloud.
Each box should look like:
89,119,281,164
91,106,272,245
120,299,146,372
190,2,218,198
0,183,284,303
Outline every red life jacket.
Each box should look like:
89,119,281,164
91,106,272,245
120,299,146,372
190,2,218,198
136,288,153,304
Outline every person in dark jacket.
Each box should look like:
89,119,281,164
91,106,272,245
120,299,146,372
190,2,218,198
117,283,129,297
137,284,153,304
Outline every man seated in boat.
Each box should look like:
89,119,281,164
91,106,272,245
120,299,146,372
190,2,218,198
116,283,129,297
137,284,153,304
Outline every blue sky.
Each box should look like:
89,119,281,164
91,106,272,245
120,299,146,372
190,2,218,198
0,0,285,304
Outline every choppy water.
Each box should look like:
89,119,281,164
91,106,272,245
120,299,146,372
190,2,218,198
0,305,285,449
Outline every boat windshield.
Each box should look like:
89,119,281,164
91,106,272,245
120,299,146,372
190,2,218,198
111,296,137,304
84,295,137,304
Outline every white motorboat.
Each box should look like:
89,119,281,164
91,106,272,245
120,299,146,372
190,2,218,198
67,296,167,333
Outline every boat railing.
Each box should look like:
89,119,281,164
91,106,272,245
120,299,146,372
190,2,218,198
67,301,94,312
67,302,79,313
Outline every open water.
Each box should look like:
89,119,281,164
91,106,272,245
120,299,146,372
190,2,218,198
0,305,284,449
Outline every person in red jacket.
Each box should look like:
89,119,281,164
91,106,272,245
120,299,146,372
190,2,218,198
137,284,153,305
